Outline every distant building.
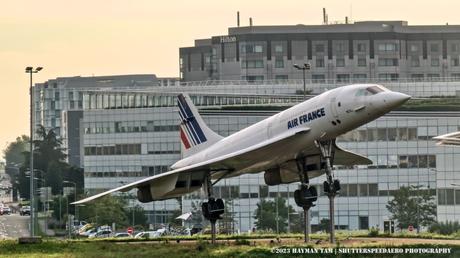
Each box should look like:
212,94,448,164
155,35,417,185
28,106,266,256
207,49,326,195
33,74,179,167
180,21,460,82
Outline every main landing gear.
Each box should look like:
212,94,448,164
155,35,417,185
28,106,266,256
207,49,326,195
317,140,340,244
294,156,317,243
201,175,224,244
294,140,340,244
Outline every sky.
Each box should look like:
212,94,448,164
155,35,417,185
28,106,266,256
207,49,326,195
2,0,460,159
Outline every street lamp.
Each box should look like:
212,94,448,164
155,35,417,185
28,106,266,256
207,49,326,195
293,63,311,100
25,66,43,237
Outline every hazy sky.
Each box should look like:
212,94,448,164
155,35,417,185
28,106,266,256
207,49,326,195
2,0,460,159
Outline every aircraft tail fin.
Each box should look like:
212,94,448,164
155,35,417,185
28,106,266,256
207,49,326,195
177,94,223,158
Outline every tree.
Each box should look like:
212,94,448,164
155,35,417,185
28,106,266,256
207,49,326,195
190,200,206,227
253,197,295,233
78,196,128,227
219,198,237,234
3,135,29,167
3,135,29,199
386,185,436,231
167,209,183,227
125,204,148,228
16,126,83,200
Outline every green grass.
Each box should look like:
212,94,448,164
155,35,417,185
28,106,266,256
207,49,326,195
1,239,460,258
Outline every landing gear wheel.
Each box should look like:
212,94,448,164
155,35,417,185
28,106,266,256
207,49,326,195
294,185,318,208
202,198,225,221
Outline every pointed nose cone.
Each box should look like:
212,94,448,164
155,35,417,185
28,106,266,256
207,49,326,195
387,92,411,108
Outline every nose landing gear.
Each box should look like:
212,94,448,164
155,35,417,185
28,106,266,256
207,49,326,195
317,140,340,243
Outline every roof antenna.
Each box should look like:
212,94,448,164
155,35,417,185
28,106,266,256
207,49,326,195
237,11,240,27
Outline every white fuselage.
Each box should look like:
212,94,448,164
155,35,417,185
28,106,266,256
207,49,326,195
171,84,410,175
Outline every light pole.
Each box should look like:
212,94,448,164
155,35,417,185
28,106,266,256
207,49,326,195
25,66,42,237
293,63,311,100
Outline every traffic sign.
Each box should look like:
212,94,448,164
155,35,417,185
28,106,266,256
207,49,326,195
127,227,134,234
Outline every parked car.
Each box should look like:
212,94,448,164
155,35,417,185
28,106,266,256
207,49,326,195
114,232,132,238
134,231,161,239
19,206,30,216
88,229,112,238
79,228,97,237
2,207,11,215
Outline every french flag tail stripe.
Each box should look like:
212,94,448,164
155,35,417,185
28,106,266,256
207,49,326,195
180,126,191,149
177,99,202,144
178,95,194,118
177,95,207,144
190,118,207,142
182,121,197,145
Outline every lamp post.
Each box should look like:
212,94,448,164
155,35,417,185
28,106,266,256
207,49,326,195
293,63,311,100
25,66,42,237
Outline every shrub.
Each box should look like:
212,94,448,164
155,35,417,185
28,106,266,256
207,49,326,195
368,227,379,237
428,221,460,235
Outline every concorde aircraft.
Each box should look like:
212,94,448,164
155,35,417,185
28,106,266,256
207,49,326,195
73,84,410,240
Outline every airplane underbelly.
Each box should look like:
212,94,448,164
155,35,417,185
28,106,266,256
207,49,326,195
231,133,317,175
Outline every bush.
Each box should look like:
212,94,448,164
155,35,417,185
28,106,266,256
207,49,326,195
235,238,251,245
428,221,460,235
368,227,379,237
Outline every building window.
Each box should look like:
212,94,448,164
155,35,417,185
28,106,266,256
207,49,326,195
312,74,325,83
352,74,367,82
357,58,366,67
336,42,344,52
411,74,424,81
275,59,284,68
378,58,398,66
452,43,459,52
451,58,460,66
241,44,263,54
316,58,324,67
430,43,439,52
336,58,345,67
315,44,324,53
242,60,264,69
242,75,264,82
431,58,440,67
411,58,420,67
357,43,366,52
275,75,288,80
378,43,398,52
275,45,283,53
427,74,440,81
337,74,350,82
378,73,399,81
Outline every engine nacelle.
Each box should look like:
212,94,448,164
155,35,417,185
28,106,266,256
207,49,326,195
264,167,299,186
137,185,154,203
264,157,325,186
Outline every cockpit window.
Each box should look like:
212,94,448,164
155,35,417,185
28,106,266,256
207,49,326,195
366,86,385,94
356,86,385,96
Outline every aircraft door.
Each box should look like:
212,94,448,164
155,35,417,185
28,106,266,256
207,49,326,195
330,96,340,119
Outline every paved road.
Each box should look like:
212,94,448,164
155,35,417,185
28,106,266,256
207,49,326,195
0,213,30,239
